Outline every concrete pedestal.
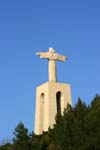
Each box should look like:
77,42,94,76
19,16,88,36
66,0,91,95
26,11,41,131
34,81,72,135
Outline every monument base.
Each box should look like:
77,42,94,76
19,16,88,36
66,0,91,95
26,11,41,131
34,81,72,135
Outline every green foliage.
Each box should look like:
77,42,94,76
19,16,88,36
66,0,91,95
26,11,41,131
12,121,31,150
0,143,12,150
39,133,49,150
29,133,42,150
1,94,100,150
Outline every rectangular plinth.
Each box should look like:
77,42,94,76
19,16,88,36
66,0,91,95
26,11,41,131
34,81,72,135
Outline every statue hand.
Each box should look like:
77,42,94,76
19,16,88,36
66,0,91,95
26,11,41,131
35,52,42,55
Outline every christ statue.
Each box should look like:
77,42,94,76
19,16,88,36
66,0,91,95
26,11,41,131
36,48,67,82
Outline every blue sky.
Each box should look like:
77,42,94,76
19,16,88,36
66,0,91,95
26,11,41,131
0,0,100,142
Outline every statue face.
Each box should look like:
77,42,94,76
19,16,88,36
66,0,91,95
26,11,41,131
49,48,55,53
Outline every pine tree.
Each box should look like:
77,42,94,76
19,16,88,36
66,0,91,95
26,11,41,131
12,121,31,150
84,95,100,149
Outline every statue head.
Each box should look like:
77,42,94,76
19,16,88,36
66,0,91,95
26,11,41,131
49,47,55,53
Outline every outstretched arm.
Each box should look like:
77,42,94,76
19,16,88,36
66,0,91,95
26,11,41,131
36,52,42,56
57,53,68,62
35,52,49,59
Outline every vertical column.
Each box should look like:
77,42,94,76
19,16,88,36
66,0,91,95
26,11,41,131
48,60,57,82
48,83,57,128
34,88,41,134
43,92,49,132
39,93,44,133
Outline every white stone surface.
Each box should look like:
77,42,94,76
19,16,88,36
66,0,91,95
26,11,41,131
36,48,67,82
34,81,72,135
